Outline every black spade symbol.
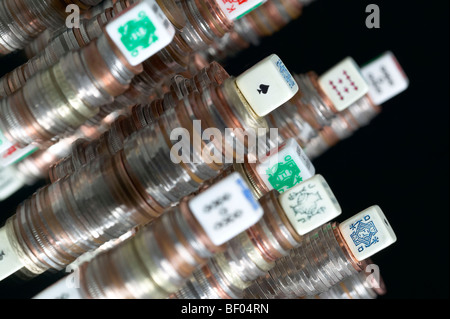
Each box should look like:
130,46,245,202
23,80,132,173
257,84,270,94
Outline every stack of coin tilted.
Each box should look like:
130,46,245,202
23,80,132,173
0,0,136,98
0,0,103,55
48,61,230,181
204,0,311,60
0,33,142,150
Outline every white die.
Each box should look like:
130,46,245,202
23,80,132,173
106,0,175,66
339,205,397,261
256,138,315,193
236,54,299,117
361,51,409,105
216,0,266,20
0,144,38,167
318,57,369,111
188,172,264,246
278,174,341,235
33,273,83,299
0,226,25,281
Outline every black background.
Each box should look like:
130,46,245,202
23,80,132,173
0,0,448,299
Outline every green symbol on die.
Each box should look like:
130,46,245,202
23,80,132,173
266,155,302,193
118,11,158,57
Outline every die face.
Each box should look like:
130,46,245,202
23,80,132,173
215,0,266,20
0,144,38,167
361,51,409,105
106,0,175,66
256,138,315,193
278,174,342,235
236,54,299,117
318,57,369,112
339,205,397,261
188,172,264,246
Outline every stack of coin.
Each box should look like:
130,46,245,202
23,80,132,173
314,263,386,299
205,0,311,60
0,0,103,55
79,199,222,298
305,96,381,159
0,0,136,98
178,0,232,52
0,34,142,149
243,223,364,298
23,30,52,60
268,99,319,148
81,0,116,19
48,61,230,181
13,107,127,187
8,61,228,188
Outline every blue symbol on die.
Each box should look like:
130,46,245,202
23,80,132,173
350,220,379,249
236,178,259,211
